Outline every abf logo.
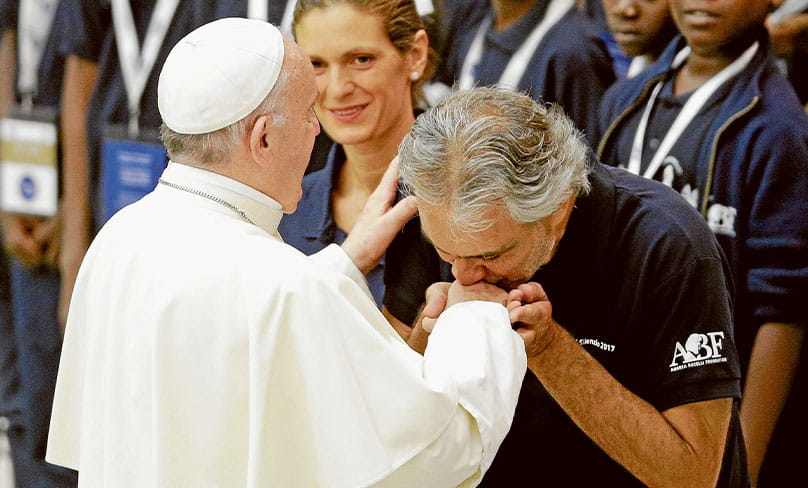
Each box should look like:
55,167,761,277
669,332,728,372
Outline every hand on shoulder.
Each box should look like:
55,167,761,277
341,158,418,274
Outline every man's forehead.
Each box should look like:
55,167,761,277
418,204,521,256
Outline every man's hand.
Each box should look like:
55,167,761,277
767,12,808,56
2,213,44,267
58,214,89,332
342,157,418,275
1,213,60,268
507,282,560,358
32,214,60,267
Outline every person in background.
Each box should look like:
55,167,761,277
56,0,219,334
0,0,77,485
597,0,808,485
602,0,678,77
0,10,21,486
385,86,749,487
429,0,615,145
279,0,435,314
46,18,529,486
0,250,18,486
766,0,808,107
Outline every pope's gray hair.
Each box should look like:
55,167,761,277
160,69,290,166
398,86,591,233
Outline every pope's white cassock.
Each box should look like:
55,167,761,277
46,162,527,487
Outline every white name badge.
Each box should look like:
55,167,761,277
0,106,59,217
101,125,167,223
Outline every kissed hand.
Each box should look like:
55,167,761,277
411,280,509,353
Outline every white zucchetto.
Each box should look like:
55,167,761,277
158,17,285,135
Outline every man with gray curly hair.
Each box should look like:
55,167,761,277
399,88,590,235
384,86,750,486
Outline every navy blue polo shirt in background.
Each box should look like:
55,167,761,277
435,0,616,145
59,0,220,230
611,76,727,203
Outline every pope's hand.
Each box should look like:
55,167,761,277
423,280,509,332
446,280,509,308
420,282,451,334
412,280,508,353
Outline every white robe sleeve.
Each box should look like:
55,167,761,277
373,301,526,487
310,243,374,301
425,302,526,473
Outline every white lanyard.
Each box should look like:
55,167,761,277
626,54,652,79
414,0,434,15
111,0,180,135
247,0,267,22
17,0,60,107
458,0,574,91
628,42,758,177
248,0,296,36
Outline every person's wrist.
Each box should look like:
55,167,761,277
341,240,377,276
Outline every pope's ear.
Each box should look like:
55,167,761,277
249,114,273,167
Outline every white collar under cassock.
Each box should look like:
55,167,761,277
159,161,284,239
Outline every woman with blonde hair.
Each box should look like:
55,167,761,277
280,0,437,317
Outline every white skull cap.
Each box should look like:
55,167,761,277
158,17,285,134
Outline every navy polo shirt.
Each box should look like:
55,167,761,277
212,0,288,20
0,0,11,31
59,0,220,228
611,74,728,204
436,0,616,144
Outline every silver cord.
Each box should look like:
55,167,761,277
158,178,256,225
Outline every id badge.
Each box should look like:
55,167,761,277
0,105,59,217
101,125,167,222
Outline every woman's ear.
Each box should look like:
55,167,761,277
407,29,429,80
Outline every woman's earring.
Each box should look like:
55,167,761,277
410,71,420,81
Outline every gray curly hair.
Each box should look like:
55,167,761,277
398,86,591,233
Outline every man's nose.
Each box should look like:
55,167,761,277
451,258,486,286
